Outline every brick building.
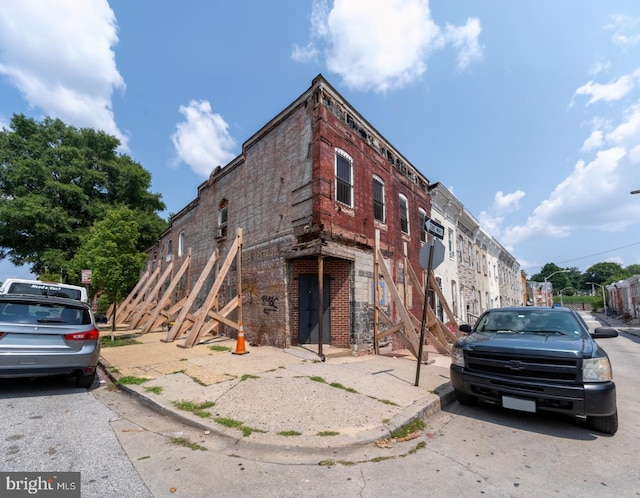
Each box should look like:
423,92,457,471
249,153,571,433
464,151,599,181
146,74,433,350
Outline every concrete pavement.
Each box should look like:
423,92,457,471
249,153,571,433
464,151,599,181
97,330,455,451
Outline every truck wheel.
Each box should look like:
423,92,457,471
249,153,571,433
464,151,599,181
586,411,618,435
454,389,478,405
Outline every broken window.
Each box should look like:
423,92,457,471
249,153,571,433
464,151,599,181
373,175,385,223
399,194,409,235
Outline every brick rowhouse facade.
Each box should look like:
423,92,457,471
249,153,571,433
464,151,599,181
146,75,433,350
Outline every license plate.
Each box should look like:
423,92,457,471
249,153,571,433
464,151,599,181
502,396,536,413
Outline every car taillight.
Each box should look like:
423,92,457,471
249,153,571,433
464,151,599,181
64,328,100,341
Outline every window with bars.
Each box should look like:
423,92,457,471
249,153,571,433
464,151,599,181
399,194,409,234
335,150,353,207
373,176,385,222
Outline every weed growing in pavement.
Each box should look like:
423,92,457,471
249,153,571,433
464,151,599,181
100,336,142,347
169,437,207,451
240,374,260,381
390,419,425,439
408,441,427,454
316,431,340,437
329,382,358,393
189,376,206,386
118,376,149,385
213,417,266,437
144,386,163,395
214,417,243,428
277,430,302,437
171,369,186,374
173,400,216,418
209,345,231,352
308,376,326,383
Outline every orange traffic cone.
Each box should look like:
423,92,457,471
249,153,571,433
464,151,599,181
232,323,249,355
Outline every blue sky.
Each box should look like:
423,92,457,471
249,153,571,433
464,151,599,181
1,0,640,283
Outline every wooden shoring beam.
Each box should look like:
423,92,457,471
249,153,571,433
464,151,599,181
145,297,187,334
404,256,460,354
181,229,242,348
111,269,149,322
117,267,160,325
164,248,219,342
130,262,174,329
139,254,191,334
375,245,420,358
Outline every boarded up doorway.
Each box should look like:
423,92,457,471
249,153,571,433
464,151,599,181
298,274,331,344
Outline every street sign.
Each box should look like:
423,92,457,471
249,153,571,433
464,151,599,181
81,269,92,284
424,217,444,240
419,238,445,270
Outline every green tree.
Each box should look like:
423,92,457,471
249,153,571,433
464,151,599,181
580,262,628,288
72,207,148,328
530,263,571,291
0,114,167,281
625,264,640,276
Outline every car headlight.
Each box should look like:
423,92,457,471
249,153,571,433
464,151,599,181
582,357,612,382
452,347,465,367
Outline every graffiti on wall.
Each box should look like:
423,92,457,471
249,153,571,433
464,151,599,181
261,295,278,314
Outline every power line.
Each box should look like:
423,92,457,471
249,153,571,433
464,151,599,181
523,240,640,272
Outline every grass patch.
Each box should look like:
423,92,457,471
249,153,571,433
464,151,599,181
118,376,149,385
214,417,244,428
277,430,302,437
240,374,260,381
173,400,215,412
214,417,265,437
369,456,395,463
209,345,231,352
408,441,427,454
189,376,206,386
144,386,163,395
100,336,142,347
169,437,207,451
377,399,398,406
241,426,267,437
308,376,327,383
317,431,340,437
329,382,358,394
390,419,425,439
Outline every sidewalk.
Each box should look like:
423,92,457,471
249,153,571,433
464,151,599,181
98,329,454,451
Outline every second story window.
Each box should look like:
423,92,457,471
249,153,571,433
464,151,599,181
399,194,409,235
218,199,228,239
373,175,385,222
418,208,427,243
178,231,185,257
335,149,353,207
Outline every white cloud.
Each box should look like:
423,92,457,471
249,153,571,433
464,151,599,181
573,70,640,106
294,0,482,93
477,190,525,238
0,0,127,147
444,18,483,71
606,14,640,47
171,100,237,177
582,130,604,152
503,147,631,247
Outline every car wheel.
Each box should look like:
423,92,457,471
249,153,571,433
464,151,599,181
454,389,478,405
586,411,618,435
76,369,97,388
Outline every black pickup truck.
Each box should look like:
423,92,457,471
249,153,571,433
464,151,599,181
450,306,618,434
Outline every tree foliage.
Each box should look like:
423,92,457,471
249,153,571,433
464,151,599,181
72,207,147,305
0,114,167,281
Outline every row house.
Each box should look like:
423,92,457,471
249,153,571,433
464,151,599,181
429,183,523,324
608,275,640,320
147,75,436,351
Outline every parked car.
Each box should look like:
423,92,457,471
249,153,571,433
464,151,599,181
0,294,100,387
450,306,619,434
0,278,88,302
